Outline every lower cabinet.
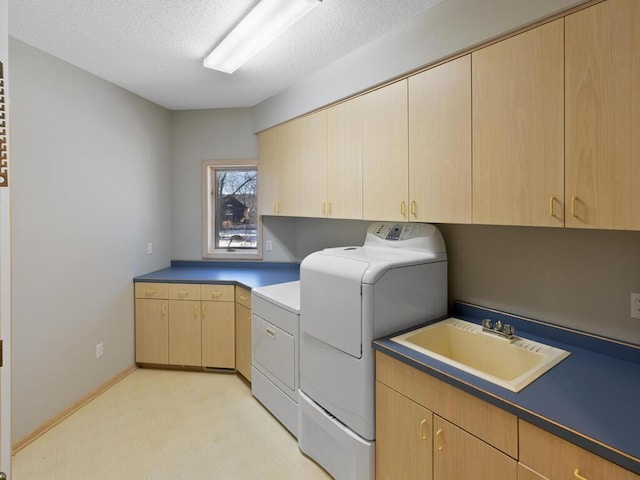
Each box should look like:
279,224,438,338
375,351,639,480
134,283,169,364
134,282,235,369
234,286,252,381
376,352,517,480
519,421,640,480
376,381,433,480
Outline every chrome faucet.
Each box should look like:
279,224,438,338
482,319,515,340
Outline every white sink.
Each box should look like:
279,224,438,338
391,318,570,392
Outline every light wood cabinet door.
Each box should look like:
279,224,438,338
362,80,409,221
376,381,433,480
258,128,279,215
565,0,640,230
235,303,252,381
327,97,363,219
135,298,168,364
472,19,564,227
299,110,328,218
276,120,300,216
168,300,202,366
434,415,517,480
257,120,300,216
519,421,640,480
409,55,472,224
201,300,235,369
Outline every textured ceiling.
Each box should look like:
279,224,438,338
9,0,445,110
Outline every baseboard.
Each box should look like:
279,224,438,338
12,364,138,454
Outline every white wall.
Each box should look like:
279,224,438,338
10,38,172,444
252,0,589,131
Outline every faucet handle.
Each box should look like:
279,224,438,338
503,324,515,336
495,320,503,332
482,319,493,330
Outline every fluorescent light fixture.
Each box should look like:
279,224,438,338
204,0,321,74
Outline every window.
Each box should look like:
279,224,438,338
202,159,261,259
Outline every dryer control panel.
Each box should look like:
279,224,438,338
364,222,446,255
372,223,423,241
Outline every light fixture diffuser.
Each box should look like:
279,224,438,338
204,0,322,74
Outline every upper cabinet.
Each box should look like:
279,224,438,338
299,98,364,220
327,97,363,220
472,19,565,227
299,110,328,218
362,80,409,221
565,0,640,230
257,0,639,232
409,55,472,224
257,120,300,216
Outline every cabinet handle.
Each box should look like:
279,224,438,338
265,328,276,338
400,201,407,217
272,201,276,213
202,305,208,317
328,202,332,216
571,196,578,218
239,295,248,301
194,305,199,317
247,316,251,323
275,202,280,214
322,202,326,215
178,290,189,298
210,292,222,298
419,418,428,440
144,288,156,296
410,200,416,217
574,469,589,480
161,304,167,315
435,428,443,451
549,196,557,217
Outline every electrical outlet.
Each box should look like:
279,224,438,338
631,293,640,320
147,243,153,255
96,342,104,358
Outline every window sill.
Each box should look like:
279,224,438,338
202,250,263,261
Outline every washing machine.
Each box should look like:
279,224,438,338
298,222,447,480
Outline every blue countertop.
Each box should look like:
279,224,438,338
374,302,640,475
133,261,300,290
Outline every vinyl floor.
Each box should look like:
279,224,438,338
12,368,331,479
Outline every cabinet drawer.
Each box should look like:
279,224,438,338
201,284,234,302
235,286,251,308
376,351,518,458
135,282,168,299
168,283,201,301
519,420,640,480
252,314,295,391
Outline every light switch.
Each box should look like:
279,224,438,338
147,243,153,255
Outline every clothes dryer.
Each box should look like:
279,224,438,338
298,222,447,480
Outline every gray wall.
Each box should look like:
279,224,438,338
0,0,11,470
10,38,172,443
439,224,640,345
170,108,257,260
253,0,589,132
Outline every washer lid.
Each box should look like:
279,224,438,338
252,280,300,314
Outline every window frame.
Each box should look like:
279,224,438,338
202,159,262,260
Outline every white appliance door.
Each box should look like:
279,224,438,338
300,253,368,359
